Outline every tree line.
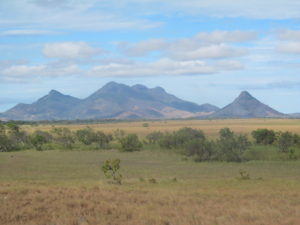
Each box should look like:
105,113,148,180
0,122,299,162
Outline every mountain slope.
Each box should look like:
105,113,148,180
289,113,300,118
210,91,285,118
3,90,81,120
69,82,218,119
2,82,219,121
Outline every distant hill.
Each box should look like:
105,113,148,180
3,90,81,121
2,82,219,121
210,91,286,118
289,113,300,118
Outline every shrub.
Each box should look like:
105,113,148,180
6,122,28,149
216,128,251,162
174,127,205,148
252,129,276,145
113,129,125,141
146,131,164,144
51,127,75,149
30,130,52,150
102,159,122,184
238,170,251,180
95,131,113,149
142,123,149,127
184,139,214,161
75,127,97,145
119,134,142,152
159,127,205,149
0,133,13,152
277,131,296,153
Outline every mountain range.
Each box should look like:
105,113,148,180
0,82,290,121
0,82,219,121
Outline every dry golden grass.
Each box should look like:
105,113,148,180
0,182,299,225
2,119,300,225
23,118,300,138
0,150,300,225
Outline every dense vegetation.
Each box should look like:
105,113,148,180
0,121,300,162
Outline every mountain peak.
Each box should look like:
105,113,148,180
210,91,285,118
49,89,63,96
132,84,148,90
100,82,129,92
237,91,253,99
105,81,119,86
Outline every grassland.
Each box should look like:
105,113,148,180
1,119,300,225
23,118,300,138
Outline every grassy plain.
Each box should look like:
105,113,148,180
1,119,300,225
23,118,300,138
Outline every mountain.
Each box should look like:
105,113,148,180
68,82,219,120
289,113,300,118
3,90,81,120
210,91,285,118
2,82,219,121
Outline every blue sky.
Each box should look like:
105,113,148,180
1,0,300,113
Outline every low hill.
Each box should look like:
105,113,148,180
210,91,285,118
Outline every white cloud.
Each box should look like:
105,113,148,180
1,63,81,82
196,30,257,43
277,30,300,41
169,44,247,60
88,58,243,77
0,29,60,36
120,31,252,59
120,39,168,57
43,42,102,59
2,0,299,35
277,42,300,54
0,0,159,31
2,65,45,77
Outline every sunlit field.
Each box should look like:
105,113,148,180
22,118,300,138
1,119,300,225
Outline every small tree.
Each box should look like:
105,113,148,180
252,129,276,145
146,131,164,144
6,122,28,149
102,159,122,184
30,134,47,151
51,127,75,149
277,131,295,153
217,128,250,162
75,127,97,145
95,131,113,149
119,134,142,152
185,139,214,161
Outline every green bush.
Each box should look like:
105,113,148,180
216,128,251,162
51,127,75,149
102,159,122,184
277,131,296,153
146,131,164,144
30,130,52,150
119,134,142,152
159,127,205,149
252,129,276,145
184,139,214,162
75,127,97,145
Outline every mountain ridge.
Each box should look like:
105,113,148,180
1,82,219,121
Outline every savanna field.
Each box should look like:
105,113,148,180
1,119,300,225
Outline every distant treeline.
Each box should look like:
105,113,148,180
0,121,299,162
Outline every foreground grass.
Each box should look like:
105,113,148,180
0,150,300,225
